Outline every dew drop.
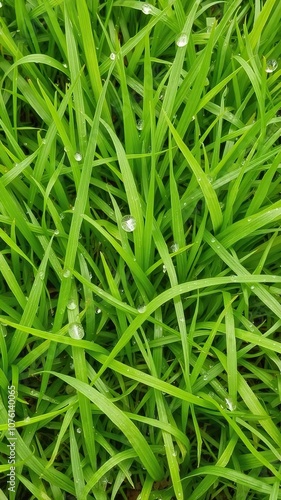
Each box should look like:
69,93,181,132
95,308,101,314
225,397,236,411
211,238,215,243
69,322,84,339
67,300,77,310
54,229,59,236
137,304,146,313
176,34,188,47
109,52,116,61
203,374,208,381
121,215,136,232
63,269,71,278
38,271,45,280
172,450,177,457
142,3,152,14
74,152,82,161
170,242,179,252
76,427,82,434
0,3,3,7
250,285,255,290
59,212,65,220
136,119,144,131
162,264,167,273
265,59,278,73
24,416,31,422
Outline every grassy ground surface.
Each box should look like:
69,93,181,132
0,0,281,499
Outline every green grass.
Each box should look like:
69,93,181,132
0,0,281,499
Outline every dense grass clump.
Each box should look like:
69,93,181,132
0,0,281,499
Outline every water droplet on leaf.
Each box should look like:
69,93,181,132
265,59,278,73
142,3,152,14
69,322,84,339
121,215,136,232
74,152,82,161
136,119,144,130
176,34,188,47
67,300,77,310
170,242,179,252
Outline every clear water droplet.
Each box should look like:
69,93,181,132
203,374,208,381
176,34,188,47
38,271,45,280
74,152,82,161
69,322,84,339
211,238,215,243
54,229,59,235
170,242,179,252
95,308,101,314
24,416,31,422
67,300,77,310
265,59,278,73
250,285,255,290
225,397,236,411
59,212,65,220
76,427,82,434
109,52,116,61
136,119,144,130
142,3,152,14
121,215,136,232
162,264,167,273
137,304,146,313
63,269,71,278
